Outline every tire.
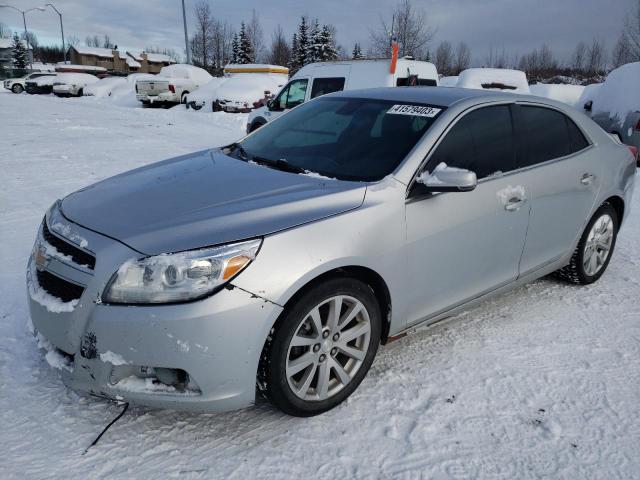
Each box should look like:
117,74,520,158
77,88,83,97
181,92,189,104
12,84,23,94
191,102,203,111
555,203,619,285
260,277,381,417
249,121,265,133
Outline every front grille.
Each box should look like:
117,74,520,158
36,269,85,302
43,222,95,270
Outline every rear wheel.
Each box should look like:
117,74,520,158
261,277,381,416
11,84,23,94
555,203,618,284
249,121,265,132
181,92,189,104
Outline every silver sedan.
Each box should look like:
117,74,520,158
28,87,636,416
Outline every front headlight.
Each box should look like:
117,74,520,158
103,239,262,304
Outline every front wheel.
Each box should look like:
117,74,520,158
555,203,618,284
260,277,381,416
12,84,23,94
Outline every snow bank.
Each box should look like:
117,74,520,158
213,73,287,104
590,62,640,121
529,84,585,107
99,351,129,365
439,76,459,87
187,76,230,104
457,68,530,94
84,77,126,98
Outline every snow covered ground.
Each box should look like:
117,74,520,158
2,89,640,479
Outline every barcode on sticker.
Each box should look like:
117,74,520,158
387,105,442,117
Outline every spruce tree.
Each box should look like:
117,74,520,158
231,33,239,63
11,33,28,69
318,25,337,61
307,19,321,63
237,22,255,64
289,33,299,72
296,16,309,68
352,43,363,60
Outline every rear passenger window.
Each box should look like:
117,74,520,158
310,77,345,99
428,105,515,179
566,118,590,152
516,106,585,168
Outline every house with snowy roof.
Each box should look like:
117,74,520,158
67,45,175,74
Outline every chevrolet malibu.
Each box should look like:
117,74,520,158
28,88,636,416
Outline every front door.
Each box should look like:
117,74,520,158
266,77,309,122
405,104,530,325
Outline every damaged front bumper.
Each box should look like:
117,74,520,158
27,207,283,413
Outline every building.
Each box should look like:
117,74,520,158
67,46,175,74
0,38,34,69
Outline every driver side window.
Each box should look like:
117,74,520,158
428,105,516,179
277,79,308,110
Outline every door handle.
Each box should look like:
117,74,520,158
580,173,595,185
505,197,526,212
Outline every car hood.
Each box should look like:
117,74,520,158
61,149,366,255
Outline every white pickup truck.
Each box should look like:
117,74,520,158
136,64,212,107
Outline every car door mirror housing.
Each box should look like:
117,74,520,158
415,164,478,194
583,100,593,112
267,99,276,111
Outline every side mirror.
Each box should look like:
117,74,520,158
583,100,593,112
267,99,276,111
415,164,477,193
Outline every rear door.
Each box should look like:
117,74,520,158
512,104,600,275
405,104,531,324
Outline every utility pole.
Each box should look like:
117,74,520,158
181,0,191,64
46,3,66,63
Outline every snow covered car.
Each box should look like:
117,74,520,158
83,76,127,97
246,57,438,132
28,88,635,416
4,72,56,94
456,68,530,93
582,62,640,159
529,84,585,107
52,73,100,97
135,64,212,106
187,64,288,112
25,74,58,95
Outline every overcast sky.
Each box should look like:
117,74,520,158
1,0,634,63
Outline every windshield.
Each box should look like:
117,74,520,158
238,97,444,181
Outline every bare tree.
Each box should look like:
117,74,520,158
571,41,586,73
538,44,557,74
0,22,12,39
624,0,640,60
612,32,634,68
211,20,234,69
102,34,114,49
190,0,215,69
66,35,80,47
246,9,264,62
22,31,38,50
453,42,471,74
85,35,101,47
435,41,454,75
586,38,607,74
485,46,511,68
369,0,436,59
267,25,291,66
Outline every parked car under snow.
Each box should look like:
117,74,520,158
52,73,100,97
186,64,289,113
25,74,58,95
135,64,212,107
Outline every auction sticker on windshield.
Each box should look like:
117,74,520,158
387,104,442,117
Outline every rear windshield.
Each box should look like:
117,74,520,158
240,97,444,181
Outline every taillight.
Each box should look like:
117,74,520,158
168,84,175,93
629,146,638,161
635,119,640,131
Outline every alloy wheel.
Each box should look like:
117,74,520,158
583,213,614,276
285,295,371,401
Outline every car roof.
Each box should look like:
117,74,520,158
329,86,542,108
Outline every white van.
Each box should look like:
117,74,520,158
246,57,439,133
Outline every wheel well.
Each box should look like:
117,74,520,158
250,119,266,132
605,196,625,223
280,266,393,344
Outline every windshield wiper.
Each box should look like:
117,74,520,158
224,142,249,161
252,156,307,174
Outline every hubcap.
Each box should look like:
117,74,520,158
583,214,614,276
285,295,371,401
